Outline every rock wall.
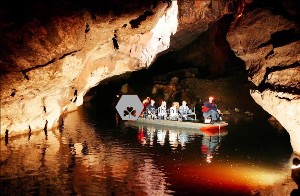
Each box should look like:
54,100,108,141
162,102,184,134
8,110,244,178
227,9,300,154
0,0,238,137
0,1,179,137
1,0,299,157
169,0,240,51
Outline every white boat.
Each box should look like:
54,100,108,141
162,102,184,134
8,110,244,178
125,118,228,131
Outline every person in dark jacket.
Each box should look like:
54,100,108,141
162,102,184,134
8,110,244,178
202,96,221,123
147,99,157,119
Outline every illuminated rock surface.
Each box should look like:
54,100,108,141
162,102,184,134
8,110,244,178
0,0,235,136
0,1,179,136
1,0,299,156
227,9,300,154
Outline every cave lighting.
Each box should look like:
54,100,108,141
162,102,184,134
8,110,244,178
292,165,300,169
245,168,286,186
219,164,286,186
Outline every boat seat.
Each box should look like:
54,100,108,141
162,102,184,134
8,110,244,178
168,115,180,121
147,112,157,120
179,107,197,121
187,107,196,121
204,116,212,124
203,115,222,123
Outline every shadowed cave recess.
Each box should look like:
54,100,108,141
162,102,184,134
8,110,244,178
86,0,300,154
0,0,300,153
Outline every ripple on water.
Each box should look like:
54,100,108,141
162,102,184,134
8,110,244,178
0,108,294,195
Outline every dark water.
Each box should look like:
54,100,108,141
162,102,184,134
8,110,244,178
0,104,293,195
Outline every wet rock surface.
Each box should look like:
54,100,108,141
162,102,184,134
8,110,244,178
0,0,239,137
0,1,179,136
1,1,300,195
1,0,299,156
227,8,300,154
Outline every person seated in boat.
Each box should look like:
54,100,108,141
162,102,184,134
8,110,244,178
202,96,221,123
169,102,179,120
140,97,151,117
179,101,193,121
147,99,157,119
157,100,167,120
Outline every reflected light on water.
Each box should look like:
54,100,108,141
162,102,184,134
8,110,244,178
163,160,288,194
0,106,293,195
135,124,289,193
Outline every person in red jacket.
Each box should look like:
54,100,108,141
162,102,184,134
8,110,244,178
202,96,221,123
140,97,151,117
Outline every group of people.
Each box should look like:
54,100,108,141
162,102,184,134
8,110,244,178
141,97,194,121
141,96,222,123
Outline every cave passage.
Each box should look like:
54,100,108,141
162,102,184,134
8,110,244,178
0,86,293,195
1,0,299,194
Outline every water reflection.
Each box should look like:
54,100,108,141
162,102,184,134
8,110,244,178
136,125,228,164
0,105,294,195
137,126,200,149
1,107,173,195
201,135,220,163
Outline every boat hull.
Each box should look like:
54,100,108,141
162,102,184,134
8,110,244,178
125,118,228,130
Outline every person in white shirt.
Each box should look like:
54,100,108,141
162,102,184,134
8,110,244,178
169,102,179,120
158,101,167,120
179,101,193,121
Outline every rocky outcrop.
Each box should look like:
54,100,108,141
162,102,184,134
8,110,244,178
169,0,238,51
0,0,241,137
251,90,300,155
227,9,300,154
0,1,179,136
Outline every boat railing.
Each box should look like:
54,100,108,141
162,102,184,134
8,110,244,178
140,107,197,121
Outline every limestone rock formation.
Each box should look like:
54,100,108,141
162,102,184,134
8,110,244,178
0,1,179,136
227,9,300,154
169,0,239,51
251,90,300,155
0,0,239,137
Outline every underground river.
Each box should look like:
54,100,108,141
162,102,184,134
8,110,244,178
1,0,300,195
0,101,295,195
